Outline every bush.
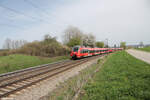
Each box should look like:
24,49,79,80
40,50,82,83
17,41,70,57
0,36,71,57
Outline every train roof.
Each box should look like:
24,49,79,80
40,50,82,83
73,46,123,50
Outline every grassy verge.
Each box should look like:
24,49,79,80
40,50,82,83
40,55,107,100
80,51,150,100
0,54,69,74
136,46,150,52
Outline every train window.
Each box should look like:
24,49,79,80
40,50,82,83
73,47,79,52
86,49,88,53
90,50,92,53
80,50,84,53
81,49,88,53
83,50,85,53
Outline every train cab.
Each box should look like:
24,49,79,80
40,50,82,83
70,46,80,59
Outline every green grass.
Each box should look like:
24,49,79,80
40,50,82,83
80,51,150,100
0,54,69,74
137,46,150,52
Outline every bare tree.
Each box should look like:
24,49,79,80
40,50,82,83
83,33,96,47
3,38,27,50
3,38,11,49
15,40,19,49
63,26,96,47
63,26,83,45
11,40,15,49
82,34,89,47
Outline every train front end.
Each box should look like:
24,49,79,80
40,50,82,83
70,46,80,59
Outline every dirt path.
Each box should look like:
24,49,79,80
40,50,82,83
126,49,150,64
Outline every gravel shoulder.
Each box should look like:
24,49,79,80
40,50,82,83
126,49,150,64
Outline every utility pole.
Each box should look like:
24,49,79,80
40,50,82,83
106,38,108,47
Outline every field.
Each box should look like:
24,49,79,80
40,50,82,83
137,46,150,52
0,54,69,74
80,51,150,100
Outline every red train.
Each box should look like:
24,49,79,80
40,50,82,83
70,46,123,59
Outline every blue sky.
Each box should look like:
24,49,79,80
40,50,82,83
0,0,150,48
0,0,69,48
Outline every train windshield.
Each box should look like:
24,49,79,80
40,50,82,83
73,47,79,52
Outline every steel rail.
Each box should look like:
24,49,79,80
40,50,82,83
0,60,73,85
0,55,103,98
0,58,86,88
0,59,70,78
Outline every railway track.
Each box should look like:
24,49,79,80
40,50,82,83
0,55,103,99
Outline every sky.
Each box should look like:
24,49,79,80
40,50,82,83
0,0,150,48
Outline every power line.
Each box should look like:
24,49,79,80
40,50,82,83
23,0,69,27
23,0,50,16
0,2,66,29
0,4,39,21
0,4,56,25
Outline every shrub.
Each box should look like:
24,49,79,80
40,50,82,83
0,38,71,57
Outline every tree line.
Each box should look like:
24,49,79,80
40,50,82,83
1,35,70,57
63,26,104,48
3,39,27,50
1,26,126,57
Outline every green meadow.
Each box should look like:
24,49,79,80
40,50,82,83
0,54,69,74
137,46,150,52
81,51,150,100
